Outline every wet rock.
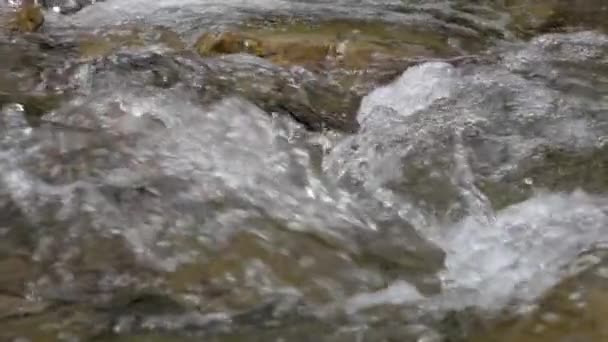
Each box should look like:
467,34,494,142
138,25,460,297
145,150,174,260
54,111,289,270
0,303,109,341
194,18,463,69
477,145,608,210
163,228,431,310
78,32,142,59
504,0,558,35
0,256,33,296
165,232,323,306
156,26,186,51
0,294,50,319
0,93,64,125
102,291,191,321
78,26,185,59
194,30,338,69
243,76,361,133
505,0,608,36
81,49,362,133
189,54,361,132
195,31,264,58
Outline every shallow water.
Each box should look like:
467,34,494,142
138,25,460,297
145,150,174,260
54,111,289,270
1,0,608,341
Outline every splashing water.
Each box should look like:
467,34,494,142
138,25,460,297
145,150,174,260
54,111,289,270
325,35,608,316
1,0,608,340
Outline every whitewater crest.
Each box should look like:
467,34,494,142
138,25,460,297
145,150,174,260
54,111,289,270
326,32,608,315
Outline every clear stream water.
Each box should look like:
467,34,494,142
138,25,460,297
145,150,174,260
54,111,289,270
1,0,608,341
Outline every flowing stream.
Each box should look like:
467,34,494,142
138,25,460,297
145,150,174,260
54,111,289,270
1,0,608,341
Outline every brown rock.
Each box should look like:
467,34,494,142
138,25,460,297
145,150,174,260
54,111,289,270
10,4,44,33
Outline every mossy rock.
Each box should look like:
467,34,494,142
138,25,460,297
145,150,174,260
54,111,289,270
194,30,337,68
194,18,461,69
9,4,44,33
195,31,265,57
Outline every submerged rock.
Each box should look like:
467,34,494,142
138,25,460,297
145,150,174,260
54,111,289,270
78,25,186,59
194,18,463,69
194,30,339,69
190,17,476,132
476,145,608,210
195,31,265,58
505,0,608,36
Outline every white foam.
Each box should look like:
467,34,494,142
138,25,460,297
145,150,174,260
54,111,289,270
357,62,458,124
345,280,425,314
328,35,608,314
342,191,608,314
434,191,608,311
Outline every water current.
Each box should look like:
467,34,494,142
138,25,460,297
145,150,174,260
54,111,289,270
1,0,608,341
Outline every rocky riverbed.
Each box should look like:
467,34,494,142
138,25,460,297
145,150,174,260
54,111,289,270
1,0,608,341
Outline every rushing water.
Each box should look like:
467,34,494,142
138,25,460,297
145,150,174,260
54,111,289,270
1,0,608,341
